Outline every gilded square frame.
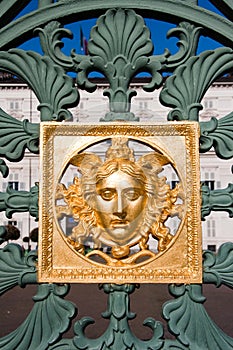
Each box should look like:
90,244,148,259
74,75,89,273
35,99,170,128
38,122,202,283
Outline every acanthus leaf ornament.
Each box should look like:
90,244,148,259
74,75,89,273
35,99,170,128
0,284,76,350
34,10,202,121
203,242,233,288
160,47,233,121
0,49,79,121
73,11,202,121
143,21,201,91
0,244,37,295
163,284,233,349
0,107,39,162
47,339,76,349
200,113,233,159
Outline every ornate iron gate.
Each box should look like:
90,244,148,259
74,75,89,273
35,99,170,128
0,1,233,349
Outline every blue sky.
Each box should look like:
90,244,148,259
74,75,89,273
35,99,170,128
16,0,223,56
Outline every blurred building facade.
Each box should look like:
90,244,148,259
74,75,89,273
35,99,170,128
0,74,232,251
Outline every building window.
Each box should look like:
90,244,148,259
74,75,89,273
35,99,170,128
207,245,216,252
20,182,25,190
8,220,17,226
139,101,148,110
202,171,216,190
8,181,19,190
9,100,21,111
2,173,20,191
8,173,19,190
204,99,215,109
207,219,216,237
2,181,25,191
203,180,215,190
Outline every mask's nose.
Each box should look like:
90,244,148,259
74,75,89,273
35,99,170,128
113,193,127,219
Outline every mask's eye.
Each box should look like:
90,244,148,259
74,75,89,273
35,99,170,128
124,188,142,201
98,188,116,201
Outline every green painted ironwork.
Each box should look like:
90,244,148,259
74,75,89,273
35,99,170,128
0,49,79,122
0,108,39,161
1,1,233,49
0,225,7,244
160,47,233,121
0,1,232,349
203,242,233,288
201,183,233,219
73,284,164,350
37,9,201,121
0,283,75,350
163,284,233,349
0,183,39,220
0,159,8,178
200,113,233,159
0,244,37,294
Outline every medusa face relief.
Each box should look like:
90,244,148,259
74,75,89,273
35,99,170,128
93,168,147,246
56,137,184,260
40,122,202,283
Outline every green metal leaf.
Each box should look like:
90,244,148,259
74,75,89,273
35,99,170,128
0,159,9,178
0,284,76,350
163,284,233,349
201,183,233,219
88,8,153,64
0,183,39,220
160,47,233,121
203,242,233,288
0,244,37,295
144,21,202,91
0,107,39,161
200,113,233,159
0,226,7,245
0,49,79,121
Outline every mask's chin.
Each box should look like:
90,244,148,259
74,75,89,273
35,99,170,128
96,225,141,247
